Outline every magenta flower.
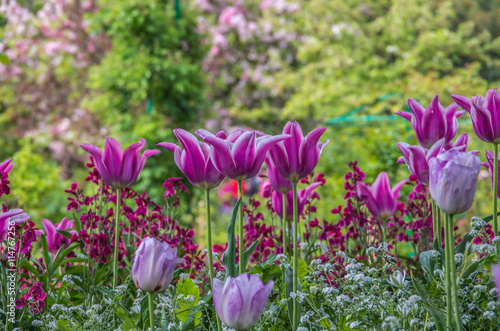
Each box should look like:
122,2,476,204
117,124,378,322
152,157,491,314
0,159,14,197
0,159,14,174
271,182,323,220
196,129,291,181
265,156,292,193
15,282,46,314
131,237,184,292
357,172,407,220
81,137,160,188
397,133,472,185
396,96,464,148
482,150,500,199
267,121,329,181
158,129,225,189
429,150,481,215
39,217,77,253
0,209,30,242
451,89,500,144
492,262,500,301
213,273,274,330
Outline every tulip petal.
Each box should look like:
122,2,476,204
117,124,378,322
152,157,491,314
249,280,274,327
103,137,124,182
81,143,113,185
450,94,472,112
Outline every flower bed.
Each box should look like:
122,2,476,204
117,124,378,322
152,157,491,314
1,91,500,330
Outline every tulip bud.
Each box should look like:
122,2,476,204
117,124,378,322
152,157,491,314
451,89,500,144
213,273,274,330
196,129,291,181
158,129,225,189
81,137,160,188
429,150,481,215
356,172,407,220
131,237,184,293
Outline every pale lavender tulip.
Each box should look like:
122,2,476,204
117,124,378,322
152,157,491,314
396,96,465,148
213,273,274,330
40,218,77,253
271,182,322,220
196,129,291,181
357,172,407,220
492,262,500,300
265,156,292,193
81,137,160,188
397,133,473,185
267,121,329,181
482,150,500,199
0,209,29,242
131,237,184,293
158,129,225,189
429,150,481,215
451,89,500,144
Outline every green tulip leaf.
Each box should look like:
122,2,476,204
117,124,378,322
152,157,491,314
222,198,241,279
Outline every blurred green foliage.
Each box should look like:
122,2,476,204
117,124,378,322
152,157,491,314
1,0,500,230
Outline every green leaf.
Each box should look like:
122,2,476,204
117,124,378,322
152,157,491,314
175,277,201,325
20,260,41,278
222,198,241,279
0,53,9,64
412,279,446,331
461,260,480,280
242,236,261,271
52,244,79,272
455,231,473,255
57,320,74,331
419,250,436,276
116,304,139,331
285,266,301,328
56,229,74,240
483,212,500,223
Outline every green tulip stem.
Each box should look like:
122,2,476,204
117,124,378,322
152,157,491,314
431,200,438,243
437,206,442,248
237,180,244,275
205,189,222,331
282,192,287,258
493,143,499,253
112,188,121,289
149,292,155,330
444,213,452,328
448,214,461,331
292,179,299,331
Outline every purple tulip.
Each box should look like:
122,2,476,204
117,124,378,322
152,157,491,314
0,159,14,174
357,172,407,220
429,150,481,215
196,129,291,181
157,129,225,189
131,237,184,293
482,150,500,199
0,209,30,242
271,182,322,220
492,262,500,301
397,133,472,185
39,218,77,253
267,121,329,181
81,137,160,188
213,273,274,330
396,96,465,148
451,89,500,144
265,156,292,193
